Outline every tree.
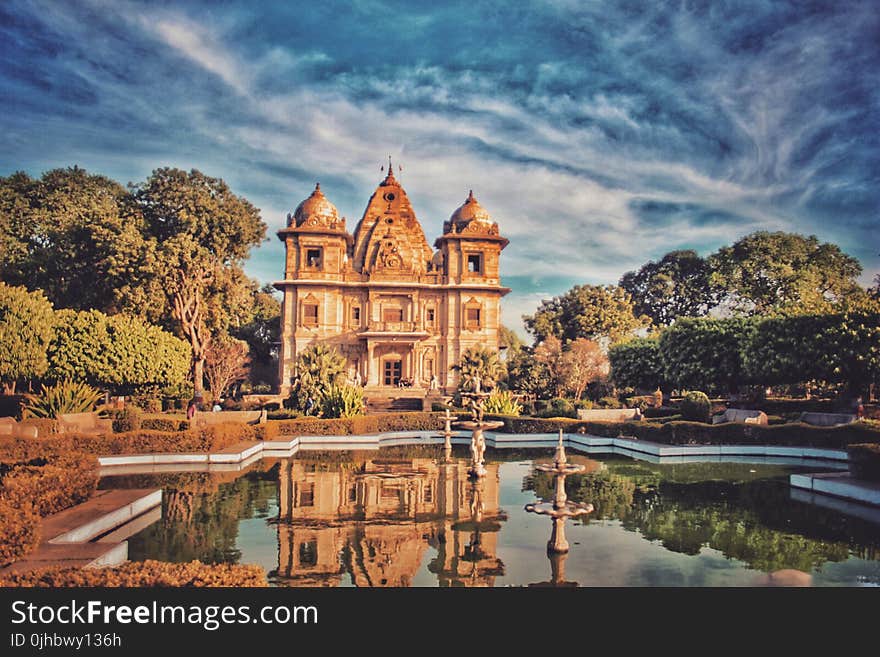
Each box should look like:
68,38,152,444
0,167,151,313
47,309,191,395
452,346,503,393
708,231,863,315
620,250,719,326
609,338,664,391
524,284,648,346
231,284,281,387
533,336,569,398
564,338,609,400
204,334,251,403
134,168,266,395
505,347,552,398
0,283,55,393
288,344,347,414
659,317,758,394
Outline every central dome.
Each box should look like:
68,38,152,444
448,190,493,228
289,183,340,227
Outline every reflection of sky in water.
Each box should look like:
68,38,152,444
118,454,880,587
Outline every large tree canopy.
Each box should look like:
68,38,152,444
707,231,863,315
133,168,267,395
524,284,648,346
0,167,150,313
620,250,719,326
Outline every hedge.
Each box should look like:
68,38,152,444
847,443,880,481
0,497,40,567
0,560,268,587
141,417,188,432
265,412,445,438
486,415,880,448
0,444,99,567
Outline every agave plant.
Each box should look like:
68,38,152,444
483,389,523,416
22,380,104,418
320,383,365,419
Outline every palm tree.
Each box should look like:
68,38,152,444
289,344,347,414
453,346,503,393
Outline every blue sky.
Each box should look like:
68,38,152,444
1,0,878,338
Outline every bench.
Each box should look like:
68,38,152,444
799,412,857,427
712,409,768,425
190,409,267,429
576,408,642,422
57,411,114,436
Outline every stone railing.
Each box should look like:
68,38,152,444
364,321,419,333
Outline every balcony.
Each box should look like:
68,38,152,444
365,321,417,332
358,321,428,340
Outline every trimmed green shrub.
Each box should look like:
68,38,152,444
609,338,664,390
0,497,40,567
597,396,623,409
485,414,880,448
847,443,880,481
141,417,187,432
110,406,142,433
0,560,268,587
680,391,711,423
659,317,758,393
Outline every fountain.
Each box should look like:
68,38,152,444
436,408,456,462
454,374,503,478
529,550,578,587
524,429,593,553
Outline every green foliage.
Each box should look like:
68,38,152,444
287,344,347,414
742,310,880,392
609,337,664,390
47,309,191,394
320,384,365,419
659,317,758,393
708,231,863,315
22,380,104,418
620,250,719,326
524,284,649,345
505,346,552,398
483,390,522,416
679,391,711,423
453,345,503,392
847,443,880,481
110,406,143,433
0,167,149,313
0,283,55,391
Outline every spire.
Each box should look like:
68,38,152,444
383,155,396,183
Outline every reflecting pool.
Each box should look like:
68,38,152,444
99,446,880,587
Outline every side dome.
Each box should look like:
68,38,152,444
288,183,341,228
445,190,496,234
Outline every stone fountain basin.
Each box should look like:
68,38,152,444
524,502,594,518
534,463,586,475
455,421,505,430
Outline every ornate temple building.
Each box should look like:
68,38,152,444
275,164,509,397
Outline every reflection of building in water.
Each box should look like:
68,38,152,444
276,456,505,587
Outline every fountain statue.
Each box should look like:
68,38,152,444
524,430,593,552
454,377,503,478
